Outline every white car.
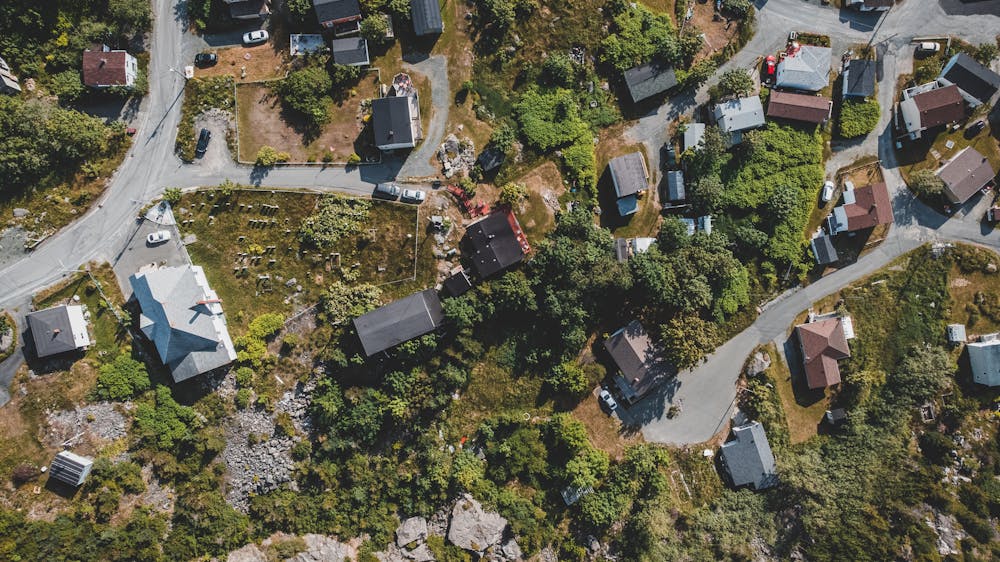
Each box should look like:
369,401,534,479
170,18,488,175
242,30,269,45
147,230,171,245
821,180,835,203
401,189,426,204
599,389,618,411
916,42,940,54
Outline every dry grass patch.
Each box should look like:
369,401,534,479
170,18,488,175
766,344,827,444
194,41,290,82
511,161,565,240
570,390,641,461
947,262,1000,335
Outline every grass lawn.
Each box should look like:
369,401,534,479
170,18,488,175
947,260,1000,335
570,389,642,462
896,118,1000,186
595,133,661,238
511,161,565,241
179,188,431,336
765,343,828,444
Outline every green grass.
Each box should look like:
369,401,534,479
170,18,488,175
765,343,827,444
34,263,127,360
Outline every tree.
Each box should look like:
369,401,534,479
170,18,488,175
498,182,528,206
540,53,576,88
134,386,199,451
49,70,85,102
975,42,999,65
275,66,333,126
477,0,516,30
255,145,291,166
657,216,691,252
285,0,312,22
766,183,800,221
661,315,719,369
360,15,390,43
108,0,152,34
489,122,517,153
545,362,589,395
329,63,364,86
96,353,151,401
716,68,754,99
908,169,945,198
722,0,753,17
689,173,724,213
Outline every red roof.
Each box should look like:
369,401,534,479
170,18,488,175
843,181,893,231
912,85,965,129
766,91,832,124
82,50,129,86
796,317,851,389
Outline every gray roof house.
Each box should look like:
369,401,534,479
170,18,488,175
331,37,370,66
683,123,705,151
26,305,91,358
842,59,876,98
354,289,444,356
712,96,765,145
624,62,678,103
719,421,778,490
313,0,362,34
411,0,444,36
810,234,838,265
666,170,685,202
938,52,1000,107
373,73,422,151
937,146,996,205
967,338,1000,386
49,451,94,487
0,56,21,94
608,152,649,216
130,265,237,383
603,320,673,404
775,45,832,92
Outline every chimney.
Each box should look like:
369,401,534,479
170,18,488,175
387,129,394,138
99,58,107,67
52,329,61,335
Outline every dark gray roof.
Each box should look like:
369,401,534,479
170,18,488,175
227,0,270,19
27,305,88,357
843,59,876,98
443,269,473,297
372,95,416,148
624,62,678,102
940,52,1000,104
411,0,444,36
614,238,630,263
720,422,778,490
608,152,648,198
313,0,361,23
463,212,525,278
354,289,444,356
604,320,674,403
666,170,685,201
810,234,838,265
331,37,369,66
49,451,93,487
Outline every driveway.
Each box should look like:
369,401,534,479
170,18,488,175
398,54,450,180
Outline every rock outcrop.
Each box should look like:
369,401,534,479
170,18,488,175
447,494,508,554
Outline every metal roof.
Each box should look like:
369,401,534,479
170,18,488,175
49,451,94,487
712,96,765,134
624,62,678,103
354,289,444,356
720,421,778,490
775,45,832,91
968,339,1000,386
411,0,444,36
666,170,686,201
331,37,369,66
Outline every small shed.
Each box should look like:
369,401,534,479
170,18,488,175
666,170,686,202
49,451,94,487
825,408,847,425
331,37,370,67
443,268,473,297
810,234,838,265
947,323,967,345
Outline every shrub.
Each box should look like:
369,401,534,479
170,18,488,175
163,187,183,204
545,362,589,396
498,182,528,206
715,68,754,100
360,15,390,43
540,53,576,87
722,0,753,17
347,152,361,165
95,353,151,401
275,66,333,126
908,169,944,198
489,122,517,153
838,99,880,138
298,194,372,248
49,70,85,102
247,313,285,340
255,146,291,167
321,281,382,325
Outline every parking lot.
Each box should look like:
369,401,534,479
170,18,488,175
111,214,189,298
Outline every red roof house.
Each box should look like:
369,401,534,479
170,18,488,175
828,181,893,234
796,317,851,389
82,48,138,88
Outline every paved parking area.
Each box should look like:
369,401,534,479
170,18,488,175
111,219,189,298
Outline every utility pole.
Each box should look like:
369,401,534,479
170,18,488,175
866,6,893,51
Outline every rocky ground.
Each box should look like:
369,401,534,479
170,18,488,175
45,402,128,449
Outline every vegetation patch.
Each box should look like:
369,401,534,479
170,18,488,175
176,76,235,162
837,98,879,139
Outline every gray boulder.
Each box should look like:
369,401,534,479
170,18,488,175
447,494,508,553
396,516,429,548
228,544,268,562
403,543,435,562
500,539,522,561
285,534,350,562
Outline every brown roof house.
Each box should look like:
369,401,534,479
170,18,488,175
898,83,965,140
795,316,851,389
937,147,997,204
603,320,674,404
82,47,138,88
766,91,832,124
827,181,893,234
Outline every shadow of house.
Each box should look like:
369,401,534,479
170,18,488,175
603,320,676,406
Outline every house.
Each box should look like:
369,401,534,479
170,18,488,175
666,170,685,202
82,47,138,88
712,96,765,145
938,52,1000,107
810,233,838,265
698,215,712,235
372,73,422,150
842,59,876,99
608,152,649,216
313,0,362,35
130,265,237,383
331,37,370,66
846,0,893,11
462,211,527,278
947,323,967,345
623,62,678,103
683,123,706,151
828,181,893,234
443,267,473,297
898,83,965,140
603,320,673,404
49,451,94,487
222,0,271,20
775,44,832,92
613,237,656,263
411,0,444,36
937,146,996,205
0,56,21,94
26,304,92,358
766,90,833,124
968,338,1000,386
795,316,851,389
354,289,444,356
719,422,778,490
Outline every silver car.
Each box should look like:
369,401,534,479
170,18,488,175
242,30,269,45
401,189,426,204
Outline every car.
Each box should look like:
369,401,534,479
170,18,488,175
966,120,986,138
763,55,777,82
916,42,940,54
821,180,835,203
194,52,217,66
599,389,618,412
195,128,211,157
242,30,269,45
147,230,171,245
402,188,426,204
373,182,401,200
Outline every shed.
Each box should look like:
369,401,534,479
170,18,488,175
49,451,94,487
666,170,685,202
623,62,678,103
766,91,832,124
683,123,706,151
26,304,91,358
411,0,444,36
810,234,838,265
443,268,473,297
719,422,778,490
947,323,967,345
331,37,369,66
354,289,444,356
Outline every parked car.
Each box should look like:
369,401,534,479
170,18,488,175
195,128,211,157
402,188,427,204
373,182,401,200
916,42,940,54
147,230,171,245
599,389,618,412
966,120,986,138
763,55,777,83
194,52,217,66
242,30,269,45
821,180,835,203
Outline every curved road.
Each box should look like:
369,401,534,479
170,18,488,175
1,1,999,438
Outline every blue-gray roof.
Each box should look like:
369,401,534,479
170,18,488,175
411,0,444,36
720,421,778,490
666,170,685,201
842,59,876,98
331,37,369,66
624,62,677,102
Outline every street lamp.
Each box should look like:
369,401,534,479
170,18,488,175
168,67,188,81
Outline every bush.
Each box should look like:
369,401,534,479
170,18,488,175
247,313,285,340
298,194,373,248
49,70,85,102
255,145,291,166
838,99,880,138
600,5,678,72
722,0,753,17
275,66,333,126
347,152,361,165
360,16,390,43
163,187,183,204
908,169,944,198
545,362,589,396
498,182,528,206
95,353,151,401
715,68,753,100
321,281,383,325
